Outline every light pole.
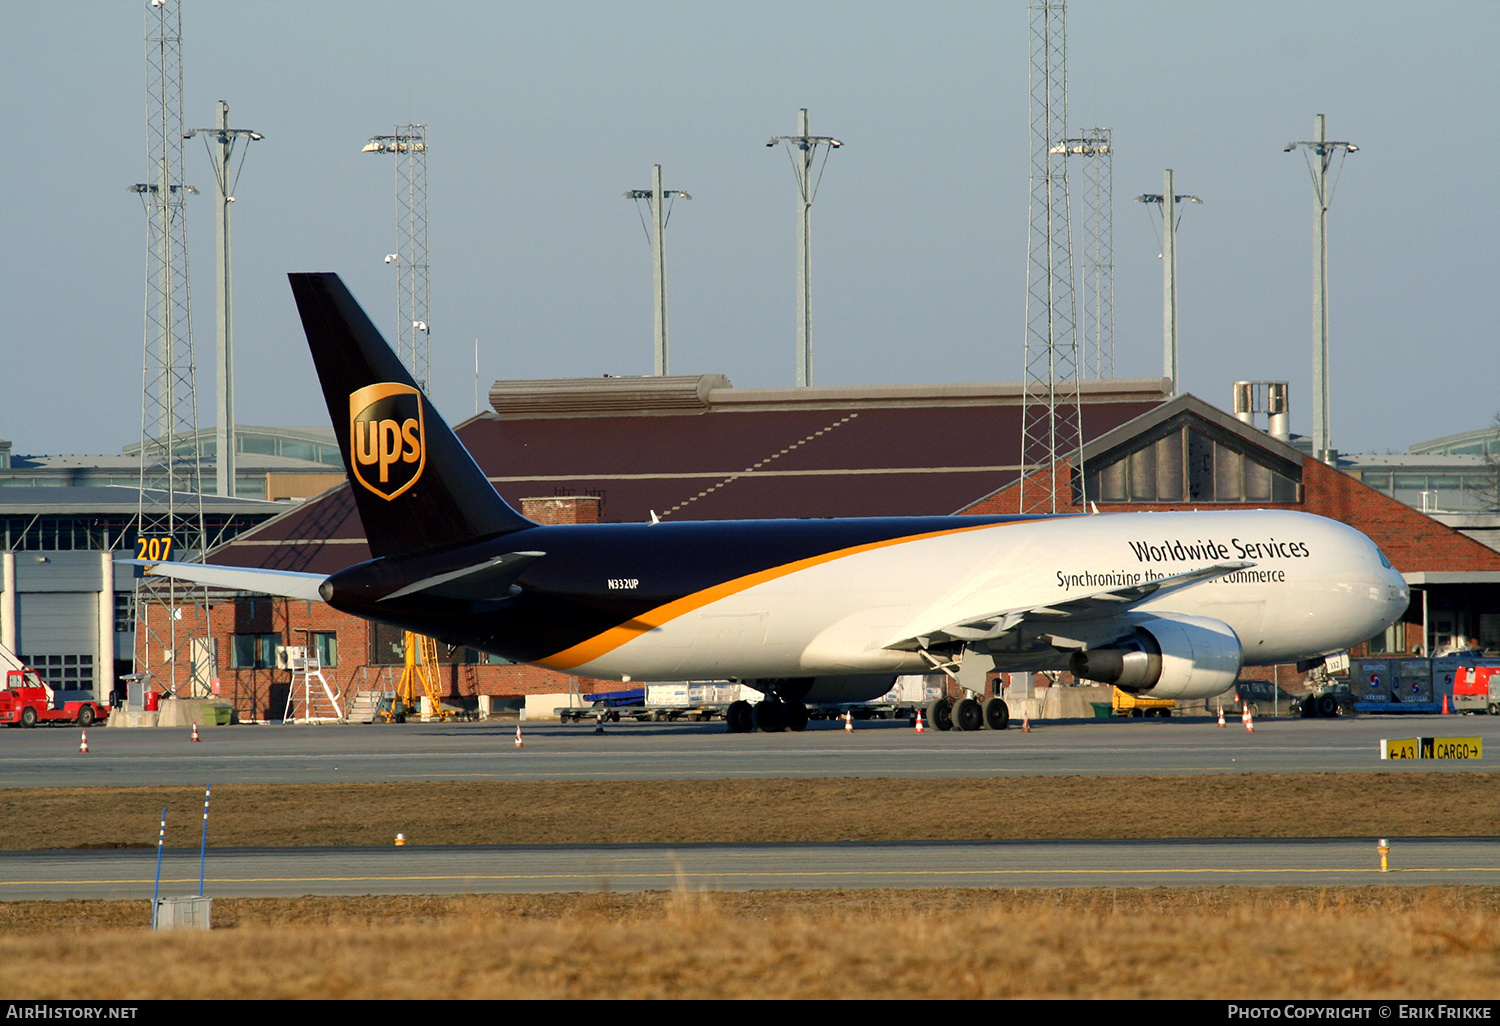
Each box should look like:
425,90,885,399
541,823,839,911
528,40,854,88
1136,170,1201,395
186,101,262,497
1285,115,1357,465
624,165,690,375
768,109,841,387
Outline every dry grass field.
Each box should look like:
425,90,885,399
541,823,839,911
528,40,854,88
1,772,1495,849
2,773,1497,999
1,888,1498,999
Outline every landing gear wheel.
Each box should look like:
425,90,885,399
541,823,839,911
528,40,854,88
783,698,808,732
753,698,787,733
726,700,754,734
77,706,95,728
951,697,982,732
926,698,953,732
1316,694,1339,718
982,696,1010,730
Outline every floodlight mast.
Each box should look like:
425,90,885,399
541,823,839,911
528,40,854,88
133,0,208,700
363,127,431,392
1021,0,1081,514
623,165,691,375
1053,128,1114,380
768,109,841,387
186,100,263,497
1285,114,1357,465
1135,169,1201,396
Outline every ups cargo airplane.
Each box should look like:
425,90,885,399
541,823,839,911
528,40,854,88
138,273,1409,732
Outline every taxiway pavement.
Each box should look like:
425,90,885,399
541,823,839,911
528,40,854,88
3,836,1495,900
1,715,1495,788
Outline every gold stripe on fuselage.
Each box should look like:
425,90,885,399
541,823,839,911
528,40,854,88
534,519,1012,671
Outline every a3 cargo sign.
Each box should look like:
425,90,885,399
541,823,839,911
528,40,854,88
1380,737,1483,760
349,382,426,501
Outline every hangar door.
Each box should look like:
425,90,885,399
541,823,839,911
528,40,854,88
16,592,98,691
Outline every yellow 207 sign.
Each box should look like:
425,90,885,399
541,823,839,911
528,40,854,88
135,536,174,562
1381,737,1482,760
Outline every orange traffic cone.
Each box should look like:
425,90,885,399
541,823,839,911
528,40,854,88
1217,706,1226,728
1022,709,1032,732
843,709,853,732
1245,707,1255,733
1442,693,1451,715
79,731,89,754
514,723,524,748
190,723,200,742
914,710,925,733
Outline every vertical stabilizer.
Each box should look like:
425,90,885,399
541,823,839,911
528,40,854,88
288,272,534,558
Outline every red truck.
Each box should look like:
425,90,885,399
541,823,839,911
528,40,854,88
1452,665,1500,715
0,669,111,728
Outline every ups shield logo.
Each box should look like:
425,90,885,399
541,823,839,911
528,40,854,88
349,382,426,500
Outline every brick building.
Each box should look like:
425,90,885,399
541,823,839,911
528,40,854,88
134,380,1500,717
134,375,1169,718
965,394,1500,668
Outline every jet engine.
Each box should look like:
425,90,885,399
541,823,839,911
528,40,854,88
1068,614,1241,700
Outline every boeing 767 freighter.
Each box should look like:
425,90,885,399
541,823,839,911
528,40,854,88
136,274,1409,732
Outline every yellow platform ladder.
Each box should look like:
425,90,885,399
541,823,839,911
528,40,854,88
385,632,448,722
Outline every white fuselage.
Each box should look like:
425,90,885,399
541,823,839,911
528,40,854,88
567,510,1409,691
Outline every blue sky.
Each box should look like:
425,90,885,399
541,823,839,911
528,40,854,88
2,1,1496,456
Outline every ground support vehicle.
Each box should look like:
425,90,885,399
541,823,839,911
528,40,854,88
1112,687,1175,718
1452,665,1500,714
811,701,913,721
1346,657,1442,714
557,701,725,724
0,669,110,728
1294,655,1356,718
556,682,763,724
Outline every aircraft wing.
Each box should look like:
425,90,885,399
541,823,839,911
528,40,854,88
886,561,1254,651
123,560,329,602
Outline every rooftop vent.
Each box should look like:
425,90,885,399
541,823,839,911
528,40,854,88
1233,381,1290,442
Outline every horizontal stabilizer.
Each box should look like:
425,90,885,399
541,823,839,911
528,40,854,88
124,560,328,603
380,551,545,602
888,561,1254,650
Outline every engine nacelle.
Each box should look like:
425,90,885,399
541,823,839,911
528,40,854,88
1068,614,1242,700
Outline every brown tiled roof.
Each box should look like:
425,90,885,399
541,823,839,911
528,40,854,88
207,381,1165,574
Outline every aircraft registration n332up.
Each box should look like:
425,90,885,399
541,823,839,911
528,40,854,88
136,273,1409,733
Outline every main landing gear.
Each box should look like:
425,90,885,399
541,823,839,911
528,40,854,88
725,694,809,733
919,695,1010,731
726,680,813,733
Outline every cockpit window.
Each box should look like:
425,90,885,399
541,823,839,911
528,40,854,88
1377,549,1392,570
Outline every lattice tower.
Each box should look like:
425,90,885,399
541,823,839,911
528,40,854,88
364,127,431,391
133,0,209,696
1021,1,1082,512
1056,128,1114,379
